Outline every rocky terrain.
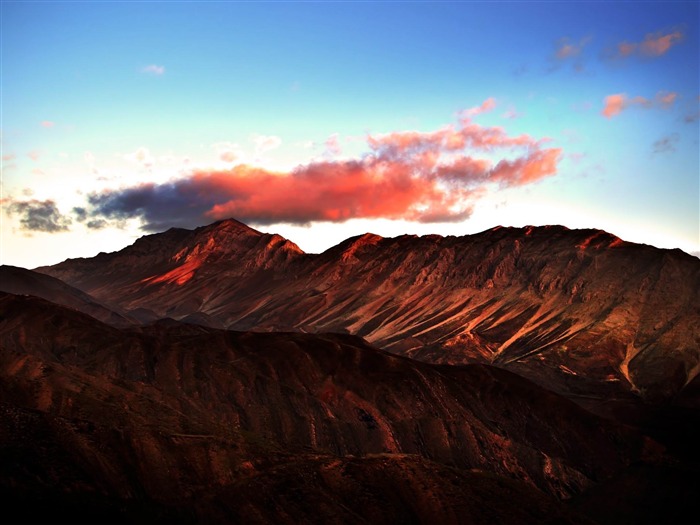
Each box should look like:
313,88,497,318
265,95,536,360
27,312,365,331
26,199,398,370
38,219,700,404
1,217,696,523
4,292,695,524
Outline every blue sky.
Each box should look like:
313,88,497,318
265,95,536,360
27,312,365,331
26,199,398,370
2,1,698,268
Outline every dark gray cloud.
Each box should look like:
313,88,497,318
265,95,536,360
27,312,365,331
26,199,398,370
4,199,72,233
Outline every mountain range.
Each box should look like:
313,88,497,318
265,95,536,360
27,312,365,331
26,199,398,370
35,218,700,404
2,218,699,523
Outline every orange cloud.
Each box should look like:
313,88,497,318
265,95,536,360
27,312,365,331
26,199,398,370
602,94,627,118
657,91,677,108
616,30,683,58
602,91,678,118
640,31,683,56
84,101,562,231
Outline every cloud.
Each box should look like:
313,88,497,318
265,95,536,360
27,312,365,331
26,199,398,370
40,121,55,128
601,91,678,118
501,107,522,120
81,101,562,231
253,134,282,155
124,147,154,168
652,133,680,154
657,91,677,108
141,64,165,75
27,150,41,161
461,97,496,118
551,36,591,72
684,111,699,124
212,142,241,163
324,134,342,157
615,30,683,58
2,153,15,161
3,198,72,233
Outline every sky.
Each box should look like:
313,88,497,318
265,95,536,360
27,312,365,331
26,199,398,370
1,1,698,269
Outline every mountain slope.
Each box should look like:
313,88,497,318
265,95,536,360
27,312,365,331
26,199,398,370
37,220,700,402
1,292,663,523
0,265,135,327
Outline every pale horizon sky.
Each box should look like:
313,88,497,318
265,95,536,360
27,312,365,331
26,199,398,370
2,1,699,268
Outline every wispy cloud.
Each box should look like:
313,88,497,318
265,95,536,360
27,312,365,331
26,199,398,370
3,198,72,233
141,64,165,75
79,100,562,231
212,142,242,164
253,134,282,156
550,36,591,72
124,147,154,168
652,133,679,154
601,91,678,118
27,150,41,161
40,120,55,128
614,30,683,59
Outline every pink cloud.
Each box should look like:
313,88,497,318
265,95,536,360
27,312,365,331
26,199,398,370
27,150,41,161
324,134,342,157
617,42,637,57
2,153,16,161
461,97,497,118
640,31,683,56
84,101,562,230
602,91,678,118
615,30,683,59
220,150,238,163
657,91,678,108
554,36,590,59
40,121,55,128
253,134,282,155
602,94,627,118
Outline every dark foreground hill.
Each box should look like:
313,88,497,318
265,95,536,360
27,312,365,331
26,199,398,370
4,292,698,524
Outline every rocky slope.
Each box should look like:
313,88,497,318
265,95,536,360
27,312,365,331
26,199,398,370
0,265,135,328
38,219,700,403
3,292,681,523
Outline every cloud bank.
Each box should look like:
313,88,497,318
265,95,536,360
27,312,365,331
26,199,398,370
78,101,561,232
6,101,562,234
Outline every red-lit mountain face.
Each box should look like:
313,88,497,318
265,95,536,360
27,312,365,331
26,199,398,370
1,293,669,523
38,219,700,404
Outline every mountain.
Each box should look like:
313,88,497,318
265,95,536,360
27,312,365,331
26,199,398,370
3,291,685,524
0,265,136,328
38,219,700,404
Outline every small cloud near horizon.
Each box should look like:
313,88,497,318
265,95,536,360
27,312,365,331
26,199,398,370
3,198,72,233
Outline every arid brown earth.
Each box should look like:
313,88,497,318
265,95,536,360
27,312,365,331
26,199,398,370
4,292,696,524
37,219,700,403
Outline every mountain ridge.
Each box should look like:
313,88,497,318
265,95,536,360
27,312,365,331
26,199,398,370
35,218,700,403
